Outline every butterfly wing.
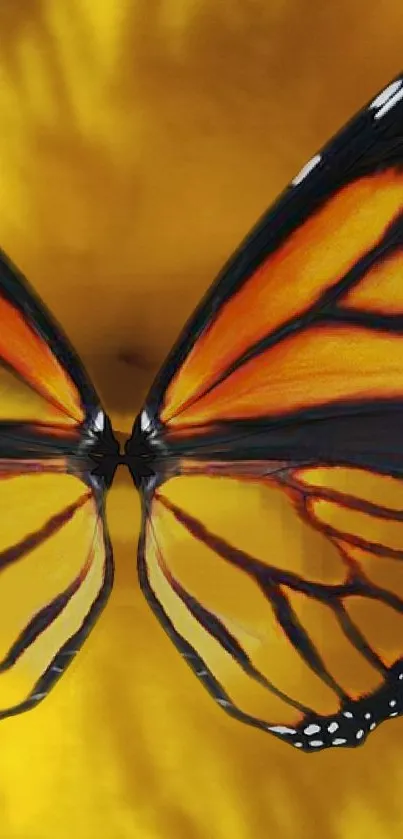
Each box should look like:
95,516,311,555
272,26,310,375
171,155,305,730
0,249,113,717
139,462,403,751
136,75,403,750
145,77,403,437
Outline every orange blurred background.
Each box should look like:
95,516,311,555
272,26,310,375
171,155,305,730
0,1,403,837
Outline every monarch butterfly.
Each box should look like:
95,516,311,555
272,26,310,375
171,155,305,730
1,75,403,754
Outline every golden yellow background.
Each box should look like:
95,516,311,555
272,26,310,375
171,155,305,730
0,1,403,837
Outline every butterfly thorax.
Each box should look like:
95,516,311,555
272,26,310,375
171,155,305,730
88,414,157,489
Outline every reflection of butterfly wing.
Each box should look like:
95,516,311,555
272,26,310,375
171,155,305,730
0,250,112,718
138,76,403,750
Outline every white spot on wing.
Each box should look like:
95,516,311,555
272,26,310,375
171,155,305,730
304,724,321,736
374,86,403,120
268,725,297,735
292,154,321,186
370,79,403,110
140,409,152,432
94,410,105,433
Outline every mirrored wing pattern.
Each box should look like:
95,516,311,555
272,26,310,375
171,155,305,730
3,74,403,753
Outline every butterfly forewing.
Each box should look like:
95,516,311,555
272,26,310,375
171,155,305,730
159,171,403,428
0,249,100,430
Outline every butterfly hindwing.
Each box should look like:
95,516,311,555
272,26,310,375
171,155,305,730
0,464,112,717
139,462,403,751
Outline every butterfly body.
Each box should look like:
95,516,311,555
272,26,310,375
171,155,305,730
2,75,403,751
86,416,152,488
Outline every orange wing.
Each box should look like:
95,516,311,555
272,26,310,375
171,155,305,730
0,249,99,432
141,75,403,443
160,169,403,431
0,291,83,425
